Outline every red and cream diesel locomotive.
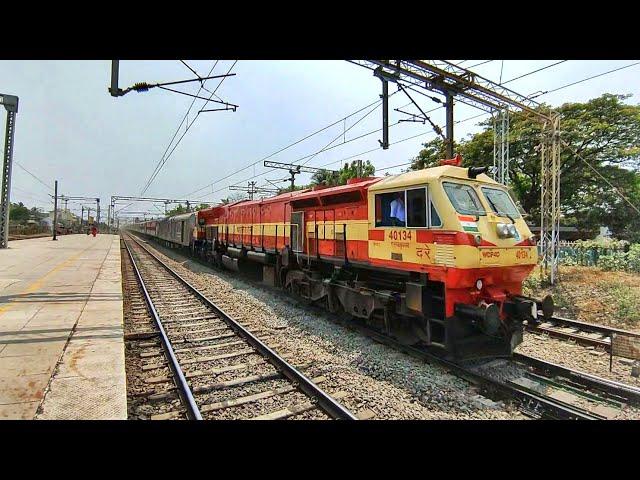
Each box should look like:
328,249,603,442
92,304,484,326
131,156,552,360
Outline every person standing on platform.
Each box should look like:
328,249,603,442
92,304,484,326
91,225,97,237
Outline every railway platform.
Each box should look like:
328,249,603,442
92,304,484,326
0,234,126,419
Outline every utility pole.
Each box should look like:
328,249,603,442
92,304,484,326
96,198,100,227
372,65,399,150
81,205,84,230
380,78,389,149
0,93,19,249
445,91,454,158
52,180,58,241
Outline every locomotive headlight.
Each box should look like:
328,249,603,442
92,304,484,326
474,234,482,245
496,223,510,238
496,223,517,238
476,279,483,291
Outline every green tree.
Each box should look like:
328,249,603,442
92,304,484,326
9,202,31,224
310,160,376,187
165,203,187,216
408,138,449,170
409,94,640,241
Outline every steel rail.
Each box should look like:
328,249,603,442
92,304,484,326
123,236,203,420
526,315,640,351
545,316,640,338
127,233,357,420
514,352,640,404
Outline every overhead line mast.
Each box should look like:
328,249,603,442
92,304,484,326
263,161,338,191
0,93,19,249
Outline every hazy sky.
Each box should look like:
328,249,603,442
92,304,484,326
2,60,639,219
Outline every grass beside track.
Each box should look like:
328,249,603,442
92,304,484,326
524,265,640,331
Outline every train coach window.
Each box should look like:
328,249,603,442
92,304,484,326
406,188,427,228
443,182,486,216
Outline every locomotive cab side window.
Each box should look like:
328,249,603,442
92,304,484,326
406,188,427,228
375,191,406,227
376,187,441,228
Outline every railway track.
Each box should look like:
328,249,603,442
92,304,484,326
127,232,640,420
525,315,640,351
337,319,634,420
121,234,356,420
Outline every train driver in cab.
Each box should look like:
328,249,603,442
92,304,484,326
390,192,405,227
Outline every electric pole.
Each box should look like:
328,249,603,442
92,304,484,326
445,91,454,158
0,93,19,249
52,180,58,241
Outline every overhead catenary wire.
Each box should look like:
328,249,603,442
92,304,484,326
530,61,640,98
141,60,238,195
139,60,220,196
186,61,640,205
182,96,389,198
298,98,386,166
14,160,54,192
179,60,201,80
235,91,403,188
195,118,405,200
501,60,567,85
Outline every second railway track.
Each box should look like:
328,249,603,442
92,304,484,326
122,233,356,420
525,316,640,352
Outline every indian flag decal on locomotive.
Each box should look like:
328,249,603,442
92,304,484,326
457,215,479,233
